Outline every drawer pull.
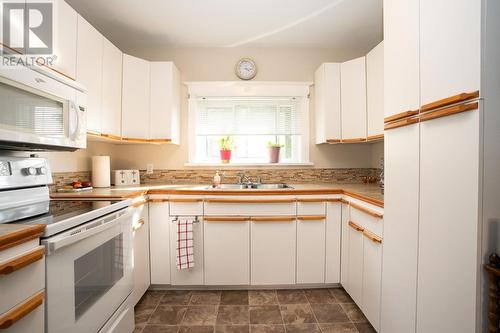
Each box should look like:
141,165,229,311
348,221,364,232
420,90,479,113
132,218,145,231
349,202,383,219
0,247,45,275
419,102,478,123
148,198,169,203
297,215,326,221
251,216,295,222
169,198,203,203
363,230,382,244
0,291,44,329
206,198,295,204
131,199,148,208
204,216,248,222
297,199,325,203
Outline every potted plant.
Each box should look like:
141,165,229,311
267,141,284,163
219,136,234,163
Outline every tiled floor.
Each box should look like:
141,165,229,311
134,288,376,333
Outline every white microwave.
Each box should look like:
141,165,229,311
0,62,87,151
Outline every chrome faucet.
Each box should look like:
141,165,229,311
237,173,262,186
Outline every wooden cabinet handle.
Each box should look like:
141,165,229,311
251,216,295,222
348,221,364,232
297,198,325,203
384,110,419,124
342,137,367,143
206,199,295,204
148,198,169,203
363,230,382,244
0,291,44,329
297,215,326,221
349,202,383,219
419,102,478,123
420,90,479,113
169,198,203,203
0,247,44,275
132,218,145,231
326,139,341,144
204,216,248,222
131,199,148,208
384,117,419,131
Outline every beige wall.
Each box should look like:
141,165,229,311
43,46,383,172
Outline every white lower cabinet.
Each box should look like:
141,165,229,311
346,221,364,304
251,219,296,285
149,201,170,285
204,218,250,285
340,202,350,286
130,202,150,306
362,232,382,331
325,202,342,283
297,216,326,284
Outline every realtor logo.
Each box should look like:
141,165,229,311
2,2,53,54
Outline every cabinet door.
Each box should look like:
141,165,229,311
101,38,122,137
170,217,204,285
383,0,420,118
204,219,250,285
251,219,296,285
122,54,150,139
366,41,384,138
130,203,150,305
149,201,170,285
150,62,181,144
362,233,382,331
325,202,341,283
420,0,480,106
76,15,103,133
381,123,420,333
51,0,77,79
417,108,480,333
340,203,350,286
314,63,341,143
341,57,367,140
346,222,363,305
297,217,326,284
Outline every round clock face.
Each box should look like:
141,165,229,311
236,58,257,80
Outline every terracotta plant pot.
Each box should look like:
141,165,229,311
220,149,232,163
268,146,281,163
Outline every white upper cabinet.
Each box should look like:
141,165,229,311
384,0,420,117
150,62,181,144
51,0,77,79
366,41,384,138
76,15,103,133
419,0,481,105
341,56,367,141
101,38,122,137
314,63,341,143
122,54,150,139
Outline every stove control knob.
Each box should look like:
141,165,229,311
24,167,37,176
37,167,47,175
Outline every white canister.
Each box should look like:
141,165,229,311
91,156,111,188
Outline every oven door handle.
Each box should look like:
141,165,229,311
42,208,133,255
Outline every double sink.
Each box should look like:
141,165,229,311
207,183,293,190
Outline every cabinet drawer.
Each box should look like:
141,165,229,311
0,291,44,333
350,202,383,237
205,198,295,216
169,199,203,216
297,200,326,215
0,246,45,314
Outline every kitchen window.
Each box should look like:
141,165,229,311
187,82,311,165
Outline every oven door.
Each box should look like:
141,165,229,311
43,208,133,333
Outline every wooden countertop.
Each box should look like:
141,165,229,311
51,183,384,207
0,224,46,251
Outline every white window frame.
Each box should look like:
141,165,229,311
185,81,312,166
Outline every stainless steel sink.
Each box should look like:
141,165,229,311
206,183,293,190
253,183,293,189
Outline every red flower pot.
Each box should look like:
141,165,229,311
220,149,232,163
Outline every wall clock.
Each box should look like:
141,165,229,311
235,58,257,80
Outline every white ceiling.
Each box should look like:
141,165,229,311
66,0,383,53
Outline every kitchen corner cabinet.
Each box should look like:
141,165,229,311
122,54,151,140
150,62,181,144
51,0,77,79
204,218,250,285
149,201,171,285
130,202,150,306
341,56,367,142
101,38,123,137
314,63,341,144
366,41,384,139
76,15,103,133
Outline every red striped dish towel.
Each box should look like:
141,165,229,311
176,217,195,270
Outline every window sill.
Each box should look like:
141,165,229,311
184,162,314,168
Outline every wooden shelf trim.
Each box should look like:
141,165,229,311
205,198,295,204
384,117,419,131
0,290,44,329
348,221,364,232
251,216,296,222
204,216,249,222
0,225,46,251
350,202,383,219
363,229,382,244
0,247,45,275
384,110,419,124
366,134,384,141
342,137,367,143
420,90,480,113
297,215,326,221
419,102,478,123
